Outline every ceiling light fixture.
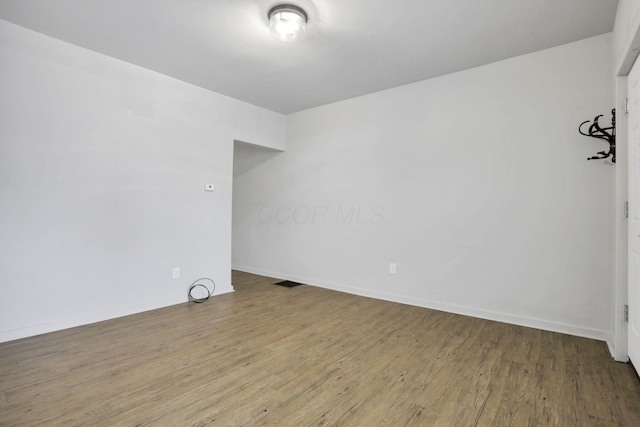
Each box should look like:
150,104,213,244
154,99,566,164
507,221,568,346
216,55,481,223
268,4,308,42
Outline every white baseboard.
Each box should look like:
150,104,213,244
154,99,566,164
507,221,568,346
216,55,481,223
232,265,609,342
0,285,234,344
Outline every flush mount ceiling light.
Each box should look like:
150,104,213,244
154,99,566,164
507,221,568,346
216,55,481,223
268,4,308,42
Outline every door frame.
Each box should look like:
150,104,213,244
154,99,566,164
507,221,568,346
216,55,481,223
612,75,628,362
613,23,640,362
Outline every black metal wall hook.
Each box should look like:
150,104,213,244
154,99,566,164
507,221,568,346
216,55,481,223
578,109,616,163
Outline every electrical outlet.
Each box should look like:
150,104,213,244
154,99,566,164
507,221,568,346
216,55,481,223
172,267,180,279
389,263,396,274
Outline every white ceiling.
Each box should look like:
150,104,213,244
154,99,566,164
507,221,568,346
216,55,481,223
0,0,619,114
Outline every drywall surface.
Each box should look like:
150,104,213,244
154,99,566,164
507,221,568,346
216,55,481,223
0,19,285,342
613,0,640,74
233,34,614,340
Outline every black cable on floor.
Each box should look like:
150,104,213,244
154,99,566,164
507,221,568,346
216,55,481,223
188,278,216,303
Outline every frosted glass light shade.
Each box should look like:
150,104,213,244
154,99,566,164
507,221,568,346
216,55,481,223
268,5,307,42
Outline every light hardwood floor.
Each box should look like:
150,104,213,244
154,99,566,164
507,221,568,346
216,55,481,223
1,271,640,426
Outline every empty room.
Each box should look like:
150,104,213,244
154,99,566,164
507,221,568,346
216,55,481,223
2,0,640,425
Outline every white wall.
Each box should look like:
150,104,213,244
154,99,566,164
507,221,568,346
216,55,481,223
232,141,284,266
613,0,640,74
0,19,285,343
233,34,614,340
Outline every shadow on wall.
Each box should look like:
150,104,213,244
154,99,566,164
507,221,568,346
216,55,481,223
233,140,283,178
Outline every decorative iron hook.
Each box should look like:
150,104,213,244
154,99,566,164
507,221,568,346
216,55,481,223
578,109,616,163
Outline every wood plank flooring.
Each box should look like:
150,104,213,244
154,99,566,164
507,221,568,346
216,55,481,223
1,270,640,426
